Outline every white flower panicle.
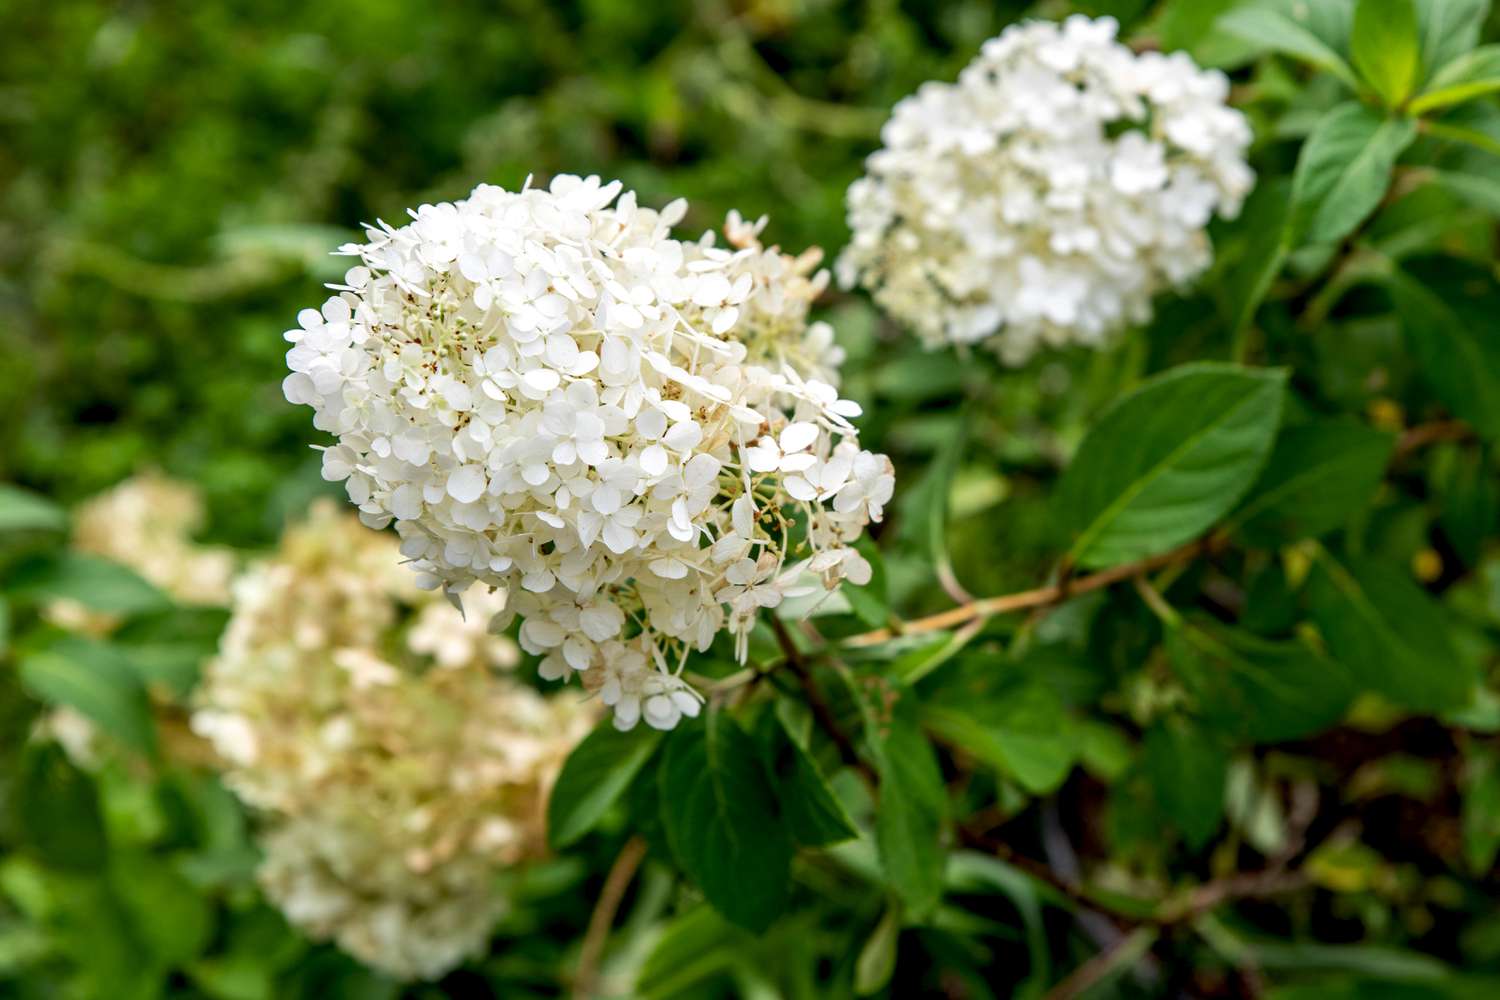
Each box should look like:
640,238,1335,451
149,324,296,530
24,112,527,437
192,503,592,980
837,15,1254,364
283,175,892,731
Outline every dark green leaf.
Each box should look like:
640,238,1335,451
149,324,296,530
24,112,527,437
1231,419,1395,544
659,711,792,932
861,685,945,919
8,552,170,615
1438,446,1496,565
1352,0,1422,106
636,905,743,1000
11,742,107,870
1219,179,1293,337
547,722,661,849
1290,103,1418,245
1144,718,1227,850
1307,550,1475,710
1058,363,1286,569
761,713,857,847
1390,269,1500,439
1465,745,1500,873
1167,619,1356,741
0,485,66,535
19,636,156,755
924,679,1077,794
110,853,214,966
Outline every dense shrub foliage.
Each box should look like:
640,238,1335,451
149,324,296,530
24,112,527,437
3,1,1500,998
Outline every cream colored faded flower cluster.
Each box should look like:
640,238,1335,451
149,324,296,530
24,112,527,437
192,502,590,981
282,174,892,730
837,15,1254,364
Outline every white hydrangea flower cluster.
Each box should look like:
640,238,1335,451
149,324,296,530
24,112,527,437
283,175,892,730
192,503,591,981
837,15,1254,364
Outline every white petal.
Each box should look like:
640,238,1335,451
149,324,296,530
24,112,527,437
446,465,487,504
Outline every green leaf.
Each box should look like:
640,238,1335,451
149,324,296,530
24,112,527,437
0,596,9,659
1417,0,1490,80
761,714,857,847
1307,550,1475,710
861,685,945,919
1290,102,1418,245
0,485,66,535
1390,268,1500,439
547,723,661,850
1434,167,1500,215
110,853,214,966
1352,0,1422,106
1411,44,1500,111
636,905,743,999
1464,745,1500,873
924,679,1076,794
1143,717,1227,850
1219,179,1293,337
1217,6,1361,89
659,711,792,932
1427,116,1500,156
1438,446,1496,565
19,636,156,756
853,904,900,996
11,743,108,870
1058,363,1286,570
1231,419,1395,544
8,552,170,615
1167,619,1356,742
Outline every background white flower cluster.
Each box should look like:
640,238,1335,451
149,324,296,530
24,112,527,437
283,175,892,730
191,503,591,981
837,15,1254,364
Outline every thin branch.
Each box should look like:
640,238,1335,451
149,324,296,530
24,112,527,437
1396,418,1471,456
842,417,1468,651
1044,926,1159,1000
573,836,648,1000
771,617,877,782
845,535,1221,648
1156,870,1308,925
959,824,1312,930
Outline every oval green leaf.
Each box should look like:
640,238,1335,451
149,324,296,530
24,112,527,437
1291,102,1418,245
1231,419,1395,545
658,712,793,932
1059,363,1287,570
1307,550,1475,711
546,722,661,850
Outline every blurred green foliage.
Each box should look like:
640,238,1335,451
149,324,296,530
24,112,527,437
4,0,1500,998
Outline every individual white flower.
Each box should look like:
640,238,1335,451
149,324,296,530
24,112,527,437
192,503,594,980
284,176,892,730
837,15,1254,365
